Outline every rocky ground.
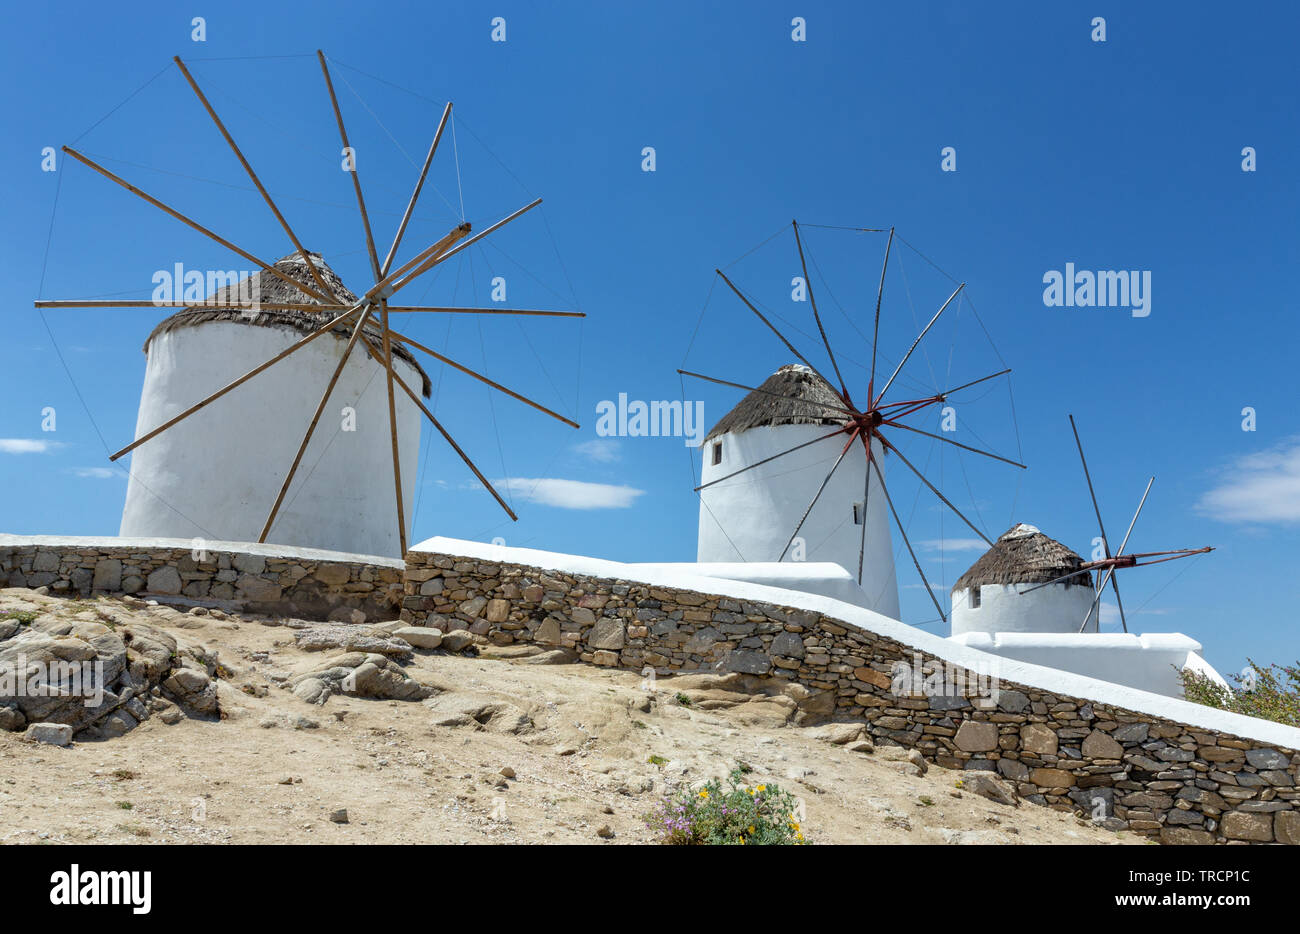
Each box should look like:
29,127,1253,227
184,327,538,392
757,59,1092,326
0,588,1137,845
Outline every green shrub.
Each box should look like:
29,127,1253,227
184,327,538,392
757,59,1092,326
1180,660,1300,728
644,765,808,845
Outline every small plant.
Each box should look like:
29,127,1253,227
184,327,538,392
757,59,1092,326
647,754,668,767
1180,660,1300,727
0,610,38,625
111,769,136,781
674,692,692,707
918,795,935,807
644,764,809,845
116,801,133,810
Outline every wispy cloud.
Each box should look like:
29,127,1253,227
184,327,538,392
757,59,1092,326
0,438,59,454
71,467,118,479
497,477,644,510
574,439,621,464
1197,440,1300,524
918,537,987,553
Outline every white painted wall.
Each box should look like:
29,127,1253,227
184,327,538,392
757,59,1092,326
951,581,1099,635
950,631,1229,699
697,424,899,619
119,320,423,558
628,561,874,609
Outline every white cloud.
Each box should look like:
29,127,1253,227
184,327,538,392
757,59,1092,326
497,477,645,510
1197,440,1300,524
72,467,117,479
574,439,621,464
0,438,58,454
1099,601,1119,626
918,537,988,553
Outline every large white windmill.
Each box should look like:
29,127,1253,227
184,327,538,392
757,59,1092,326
683,221,1025,623
36,53,583,558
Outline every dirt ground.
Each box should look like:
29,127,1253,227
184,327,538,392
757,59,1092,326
0,593,1138,845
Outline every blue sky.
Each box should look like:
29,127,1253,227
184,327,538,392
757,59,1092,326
2,1,1297,676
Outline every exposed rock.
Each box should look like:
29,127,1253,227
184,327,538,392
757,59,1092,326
586,618,626,651
1081,729,1124,759
1222,811,1273,842
24,722,72,746
962,772,1019,807
803,722,865,746
440,631,478,653
145,566,182,595
1021,723,1058,755
392,627,442,650
293,626,413,657
954,721,998,752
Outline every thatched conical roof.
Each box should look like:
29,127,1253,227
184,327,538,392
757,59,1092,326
952,523,1092,592
704,364,849,442
143,252,431,396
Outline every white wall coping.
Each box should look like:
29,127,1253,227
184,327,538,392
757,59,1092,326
952,632,1206,653
412,535,1300,750
0,535,403,568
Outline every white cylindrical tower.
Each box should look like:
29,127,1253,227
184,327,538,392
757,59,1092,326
950,523,1098,635
119,253,429,558
696,364,900,619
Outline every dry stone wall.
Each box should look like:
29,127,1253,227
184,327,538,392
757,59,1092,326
402,549,1300,845
0,538,402,622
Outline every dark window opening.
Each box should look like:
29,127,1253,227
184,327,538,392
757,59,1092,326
711,442,723,466
969,587,981,609
852,501,864,525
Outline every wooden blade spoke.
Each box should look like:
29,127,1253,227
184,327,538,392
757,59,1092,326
1109,573,1129,634
34,300,349,310
356,332,518,521
856,436,874,585
110,303,366,460
868,227,895,402
1078,567,1115,633
1016,566,1095,594
939,368,1012,399
392,199,542,296
777,429,860,561
1069,414,1111,557
695,427,848,492
715,269,834,389
382,102,452,278
870,454,947,624
1113,477,1154,558
384,306,583,317
174,55,337,302
62,147,333,306
792,220,848,399
318,50,381,282
390,329,579,428
379,300,407,555
875,281,965,405
883,420,1027,469
879,435,992,546
260,306,374,542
